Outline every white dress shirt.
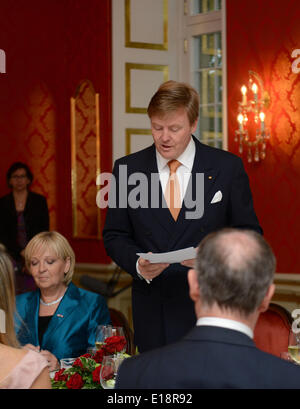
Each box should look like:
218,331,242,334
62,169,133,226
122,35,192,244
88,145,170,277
156,137,196,203
196,316,254,339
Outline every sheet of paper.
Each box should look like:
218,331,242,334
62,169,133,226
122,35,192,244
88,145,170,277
137,247,197,264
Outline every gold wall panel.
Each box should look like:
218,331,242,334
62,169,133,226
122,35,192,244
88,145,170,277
125,128,153,155
125,0,168,50
125,63,169,113
71,79,101,239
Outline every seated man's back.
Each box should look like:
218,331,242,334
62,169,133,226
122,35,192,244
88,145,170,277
116,229,300,389
116,325,300,389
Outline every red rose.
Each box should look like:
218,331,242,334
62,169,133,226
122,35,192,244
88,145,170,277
54,368,68,382
92,365,101,383
73,358,83,368
104,336,126,354
93,348,105,363
66,373,84,389
73,353,92,369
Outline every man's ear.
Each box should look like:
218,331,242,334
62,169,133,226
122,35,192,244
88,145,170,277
258,283,275,313
188,269,200,303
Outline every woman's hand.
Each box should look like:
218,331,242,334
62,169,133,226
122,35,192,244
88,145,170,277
24,344,40,353
40,349,60,371
24,344,59,371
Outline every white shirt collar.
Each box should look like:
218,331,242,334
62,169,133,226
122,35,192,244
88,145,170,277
156,137,195,173
196,317,254,339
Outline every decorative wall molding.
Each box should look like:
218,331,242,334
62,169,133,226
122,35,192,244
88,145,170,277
125,0,168,50
112,0,180,160
125,62,169,113
125,128,152,155
70,79,101,239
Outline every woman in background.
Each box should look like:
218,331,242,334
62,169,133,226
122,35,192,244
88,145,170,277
15,231,111,371
0,244,51,389
0,162,49,294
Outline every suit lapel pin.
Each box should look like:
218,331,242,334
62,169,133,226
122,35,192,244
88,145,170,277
57,314,64,318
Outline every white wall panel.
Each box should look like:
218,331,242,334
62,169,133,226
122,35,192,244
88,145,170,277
112,0,181,161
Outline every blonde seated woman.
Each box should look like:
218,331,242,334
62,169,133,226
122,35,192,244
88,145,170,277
0,244,51,389
15,231,111,371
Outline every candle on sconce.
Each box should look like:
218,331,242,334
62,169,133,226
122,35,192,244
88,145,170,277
241,85,247,105
237,113,244,132
259,111,265,132
252,83,258,103
235,72,269,162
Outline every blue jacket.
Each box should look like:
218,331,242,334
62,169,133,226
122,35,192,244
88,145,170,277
15,282,111,359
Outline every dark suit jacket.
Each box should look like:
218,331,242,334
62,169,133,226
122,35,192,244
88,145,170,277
15,282,111,360
103,138,262,351
116,325,300,389
0,191,49,261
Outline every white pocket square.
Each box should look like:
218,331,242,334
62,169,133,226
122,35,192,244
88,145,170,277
210,190,222,204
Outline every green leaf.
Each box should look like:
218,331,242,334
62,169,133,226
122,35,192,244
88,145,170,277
80,357,98,372
51,380,67,389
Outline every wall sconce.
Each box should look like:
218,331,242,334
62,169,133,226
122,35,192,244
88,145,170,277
235,71,270,162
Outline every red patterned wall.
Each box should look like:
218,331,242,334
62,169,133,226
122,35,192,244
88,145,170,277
0,0,112,263
3,1,300,270
227,0,300,273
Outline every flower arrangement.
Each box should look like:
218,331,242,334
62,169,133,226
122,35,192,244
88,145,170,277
51,335,129,389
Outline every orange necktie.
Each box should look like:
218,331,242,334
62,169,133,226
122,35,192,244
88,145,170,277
165,159,182,221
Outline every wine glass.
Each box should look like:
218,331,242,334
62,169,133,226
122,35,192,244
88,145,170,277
95,325,112,350
99,355,125,389
288,329,300,364
60,357,76,369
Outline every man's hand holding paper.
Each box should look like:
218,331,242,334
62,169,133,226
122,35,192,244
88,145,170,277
138,255,169,281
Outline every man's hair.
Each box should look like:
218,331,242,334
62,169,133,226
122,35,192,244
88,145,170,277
195,228,276,316
147,80,200,125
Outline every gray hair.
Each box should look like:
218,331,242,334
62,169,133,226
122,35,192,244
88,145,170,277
195,228,276,316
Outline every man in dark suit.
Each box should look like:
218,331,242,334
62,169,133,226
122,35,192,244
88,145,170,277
116,229,300,389
103,81,262,353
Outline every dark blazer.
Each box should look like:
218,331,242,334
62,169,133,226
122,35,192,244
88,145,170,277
116,325,300,389
103,138,262,351
0,191,49,261
15,282,111,360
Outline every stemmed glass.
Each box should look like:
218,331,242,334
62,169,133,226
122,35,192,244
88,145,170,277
288,329,300,364
95,325,112,350
99,355,125,389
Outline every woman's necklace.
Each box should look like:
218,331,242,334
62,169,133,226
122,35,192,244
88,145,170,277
40,295,64,306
